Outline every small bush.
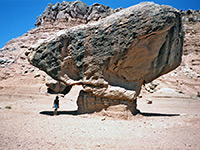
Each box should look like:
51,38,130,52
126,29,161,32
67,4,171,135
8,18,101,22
5,106,12,109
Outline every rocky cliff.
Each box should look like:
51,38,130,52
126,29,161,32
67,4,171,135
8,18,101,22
26,2,184,114
35,1,119,28
181,9,200,23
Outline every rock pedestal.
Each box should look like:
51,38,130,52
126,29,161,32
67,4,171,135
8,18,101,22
77,90,138,114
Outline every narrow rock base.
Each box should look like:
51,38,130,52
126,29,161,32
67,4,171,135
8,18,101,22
77,90,138,115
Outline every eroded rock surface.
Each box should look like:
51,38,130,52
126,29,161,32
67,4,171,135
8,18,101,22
26,2,184,114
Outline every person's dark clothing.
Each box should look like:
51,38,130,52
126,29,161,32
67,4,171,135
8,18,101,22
53,98,59,110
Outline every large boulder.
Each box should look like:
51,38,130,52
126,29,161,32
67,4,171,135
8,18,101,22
26,2,184,114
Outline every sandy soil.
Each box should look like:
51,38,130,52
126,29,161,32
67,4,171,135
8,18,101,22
0,75,200,150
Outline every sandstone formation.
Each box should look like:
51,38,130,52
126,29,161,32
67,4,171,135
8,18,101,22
26,2,184,114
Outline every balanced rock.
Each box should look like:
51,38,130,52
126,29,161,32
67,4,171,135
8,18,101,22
26,2,184,114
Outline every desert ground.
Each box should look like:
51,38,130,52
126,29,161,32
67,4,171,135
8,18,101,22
0,72,200,150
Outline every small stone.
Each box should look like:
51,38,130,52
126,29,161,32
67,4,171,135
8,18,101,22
9,48,16,51
7,59,15,64
1,64,6,68
20,56,26,60
96,144,101,147
145,81,158,93
178,90,184,94
0,58,7,64
146,99,152,104
22,70,28,74
29,68,34,72
41,75,46,80
101,117,106,121
34,73,40,78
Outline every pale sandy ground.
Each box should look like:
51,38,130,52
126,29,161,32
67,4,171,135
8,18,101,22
0,75,200,150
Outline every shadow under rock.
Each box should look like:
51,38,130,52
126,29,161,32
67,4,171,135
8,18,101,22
139,112,180,117
39,110,78,116
40,110,180,117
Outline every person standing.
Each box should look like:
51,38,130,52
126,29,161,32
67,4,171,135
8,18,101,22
53,96,59,115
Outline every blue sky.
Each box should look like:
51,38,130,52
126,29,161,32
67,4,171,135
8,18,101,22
0,0,199,49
